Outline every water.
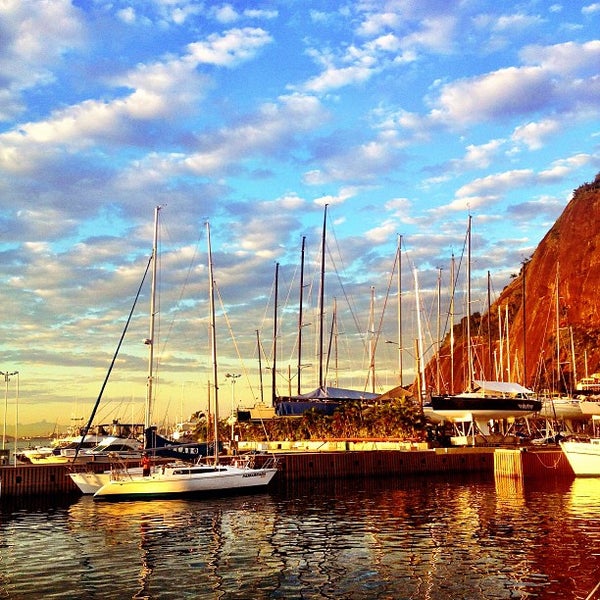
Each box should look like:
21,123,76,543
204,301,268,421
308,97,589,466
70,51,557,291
0,474,599,599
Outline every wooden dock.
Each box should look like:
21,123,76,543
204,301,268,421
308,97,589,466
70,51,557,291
0,447,574,498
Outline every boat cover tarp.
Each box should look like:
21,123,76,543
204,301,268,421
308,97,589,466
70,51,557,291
291,386,379,401
472,380,534,395
275,386,379,417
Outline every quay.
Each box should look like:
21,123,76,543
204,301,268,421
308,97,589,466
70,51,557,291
0,445,575,498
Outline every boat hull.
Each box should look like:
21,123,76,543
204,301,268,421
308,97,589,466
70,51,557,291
93,464,278,500
430,395,542,421
560,439,600,476
70,467,144,494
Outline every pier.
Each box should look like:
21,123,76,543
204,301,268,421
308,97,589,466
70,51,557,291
0,446,575,498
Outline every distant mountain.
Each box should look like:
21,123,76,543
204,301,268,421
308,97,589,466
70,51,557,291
425,172,600,394
9,420,64,439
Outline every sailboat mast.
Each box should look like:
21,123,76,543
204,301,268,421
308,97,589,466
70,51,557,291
414,268,425,400
318,204,328,389
466,215,473,390
397,234,403,387
555,264,561,392
487,271,492,380
256,330,264,403
450,253,455,394
272,262,279,407
297,236,306,395
145,205,161,432
206,222,219,464
369,286,376,393
436,267,441,394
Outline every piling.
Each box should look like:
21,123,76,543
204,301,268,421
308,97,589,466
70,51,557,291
494,448,573,479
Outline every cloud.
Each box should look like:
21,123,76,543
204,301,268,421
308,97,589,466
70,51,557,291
511,118,562,150
0,28,274,175
125,93,327,181
186,27,273,67
0,0,85,121
427,40,600,128
582,3,600,15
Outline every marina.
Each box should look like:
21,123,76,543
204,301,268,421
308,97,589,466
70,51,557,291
0,444,575,498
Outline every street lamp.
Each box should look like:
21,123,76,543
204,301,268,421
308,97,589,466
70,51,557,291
1,370,19,452
225,373,241,445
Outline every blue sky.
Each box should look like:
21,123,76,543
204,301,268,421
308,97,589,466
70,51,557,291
1,0,599,430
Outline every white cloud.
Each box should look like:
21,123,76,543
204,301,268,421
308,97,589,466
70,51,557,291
213,4,239,24
582,3,600,14
0,0,85,120
511,119,561,150
187,28,272,67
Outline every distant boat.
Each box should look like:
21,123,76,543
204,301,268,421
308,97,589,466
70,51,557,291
93,221,278,501
560,438,600,476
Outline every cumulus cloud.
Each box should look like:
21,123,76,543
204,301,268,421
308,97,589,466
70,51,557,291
511,118,562,150
0,28,273,171
0,0,85,120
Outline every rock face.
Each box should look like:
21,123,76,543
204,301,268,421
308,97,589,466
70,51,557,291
426,173,600,395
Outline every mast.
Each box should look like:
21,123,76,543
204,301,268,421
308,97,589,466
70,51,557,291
368,286,376,393
487,271,492,380
522,262,527,386
297,236,306,395
397,234,403,387
450,253,455,394
206,221,219,464
466,215,473,391
256,330,264,403
272,262,279,406
414,268,425,401
145,205,161,433
436,267,441,394
318,204,328,389
555,264,561,392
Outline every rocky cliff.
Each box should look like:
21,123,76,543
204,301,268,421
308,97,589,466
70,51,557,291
425,172,600,394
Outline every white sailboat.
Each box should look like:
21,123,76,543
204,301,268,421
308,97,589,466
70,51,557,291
560,437,600,476
93,221,278,501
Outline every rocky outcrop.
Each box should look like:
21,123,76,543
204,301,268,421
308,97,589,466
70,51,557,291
426,173,600,394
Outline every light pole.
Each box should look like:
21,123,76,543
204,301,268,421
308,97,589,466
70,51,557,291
1,370,18,452
225,373,240,445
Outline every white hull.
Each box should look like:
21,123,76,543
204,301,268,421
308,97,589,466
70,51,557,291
560,439,600,476
539,397,585,420
70,467,143,494
579,400,600,416
94,461,278,500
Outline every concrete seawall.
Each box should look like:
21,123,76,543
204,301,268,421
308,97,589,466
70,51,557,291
0,447,574,498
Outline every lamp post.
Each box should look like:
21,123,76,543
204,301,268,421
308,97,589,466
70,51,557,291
225,373,240,445
1,370,18,452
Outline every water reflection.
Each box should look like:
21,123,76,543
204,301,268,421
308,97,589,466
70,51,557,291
0,476,598,599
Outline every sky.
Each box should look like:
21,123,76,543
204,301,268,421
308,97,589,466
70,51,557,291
1,0,599,433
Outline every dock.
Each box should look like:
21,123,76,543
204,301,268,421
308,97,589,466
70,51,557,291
0,446,575,498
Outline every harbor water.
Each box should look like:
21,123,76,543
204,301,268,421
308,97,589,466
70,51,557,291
0,474,598,599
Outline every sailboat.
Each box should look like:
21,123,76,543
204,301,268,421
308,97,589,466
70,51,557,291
560,436,600,476
427,216,542,435
93,221,278,501
70,207,218,494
